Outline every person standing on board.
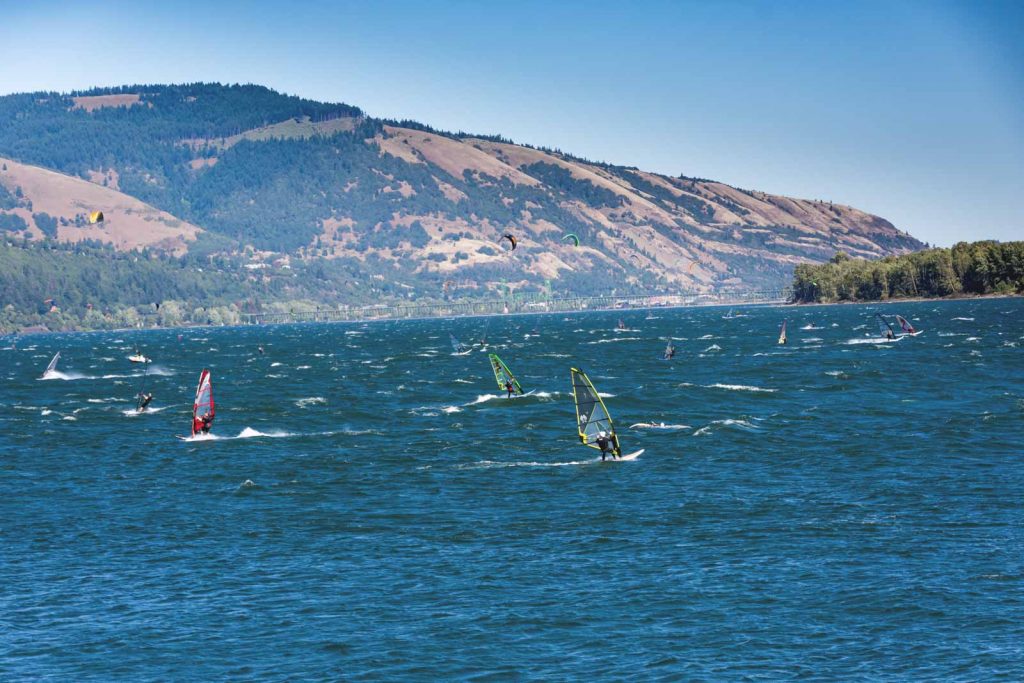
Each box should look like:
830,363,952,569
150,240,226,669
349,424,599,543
138,392,154,412
504,380,516,398
596,431,619,461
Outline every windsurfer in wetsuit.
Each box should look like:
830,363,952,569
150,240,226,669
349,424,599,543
596,431,618,461
199,413,213,434
138,392,154,412
664,344,676,360
886,329,895,340
504,380,516,398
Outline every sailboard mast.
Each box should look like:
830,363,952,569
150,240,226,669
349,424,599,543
875,313,896,339
191,369,214,436
44,352,60,375
570,368,621,457
488,354,523,394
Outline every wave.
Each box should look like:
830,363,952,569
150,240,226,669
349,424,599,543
825,370,849,378
443,406,463,414
122,405,171,416
237,427,294,439
800,325,822,330
703,344,721,352
630,422,690,430
802,337,823,343
295,396,327,408
39,371,88,381
706,383,776,393
270,362,284,367
460,459,597,469
693,418,761,436
587,337,640,344
844,337,900,345
952,317,975,321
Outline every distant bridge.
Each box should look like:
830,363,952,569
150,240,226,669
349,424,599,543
239,289,792,326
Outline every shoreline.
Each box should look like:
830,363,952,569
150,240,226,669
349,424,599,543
786,292,1022,308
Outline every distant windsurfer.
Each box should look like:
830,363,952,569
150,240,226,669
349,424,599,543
258,345,265,355
596,431,620,461
885,329,895,341
138,392,154,412
663,344,676,360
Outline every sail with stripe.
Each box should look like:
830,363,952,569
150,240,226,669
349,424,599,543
191,369,214,436
571,368,621,457
876,313,896,339
895,314,917,335
488,354,523,394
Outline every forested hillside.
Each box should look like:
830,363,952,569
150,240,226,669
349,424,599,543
0,82,927,330
791,241,1024,303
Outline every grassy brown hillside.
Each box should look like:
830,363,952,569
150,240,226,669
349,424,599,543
0,157,201,254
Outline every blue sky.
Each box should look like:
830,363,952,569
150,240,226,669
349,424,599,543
1,0,1020,246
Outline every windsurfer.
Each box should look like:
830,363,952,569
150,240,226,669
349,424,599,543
596,431,619,461
199,413,213,434
504,380,515,398
138,392,154,412
886,329,895,340
664,344,676,360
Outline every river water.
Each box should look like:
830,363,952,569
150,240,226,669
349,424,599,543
2,298,1022,679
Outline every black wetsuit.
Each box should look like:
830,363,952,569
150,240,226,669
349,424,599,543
139,393,153,411
505,381,515,398
596,435,615,461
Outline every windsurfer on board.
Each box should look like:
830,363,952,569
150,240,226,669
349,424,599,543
664,344,676,360
197,412,213,434
138,392,154,412
596,431,619,461
504,380,516,398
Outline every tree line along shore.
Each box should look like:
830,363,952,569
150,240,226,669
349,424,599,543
790,240,1024,304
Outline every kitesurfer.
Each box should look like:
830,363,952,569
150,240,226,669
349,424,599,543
138,392,154,412
504,380,516,398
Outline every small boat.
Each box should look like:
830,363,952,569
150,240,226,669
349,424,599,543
128,349,150,363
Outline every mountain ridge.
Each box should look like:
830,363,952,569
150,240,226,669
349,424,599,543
0,83,924,302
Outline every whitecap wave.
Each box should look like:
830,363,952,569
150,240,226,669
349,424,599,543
706,383,776,393
587,337,640,344
295,397,327,408
693,418,761,436
39,371,88,381
630,422,689,430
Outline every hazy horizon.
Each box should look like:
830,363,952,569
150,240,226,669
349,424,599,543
1,0,1020,247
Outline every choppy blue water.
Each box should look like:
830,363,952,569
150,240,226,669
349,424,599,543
2,298,1022,680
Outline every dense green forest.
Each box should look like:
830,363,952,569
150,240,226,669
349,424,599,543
791,241,1024,303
